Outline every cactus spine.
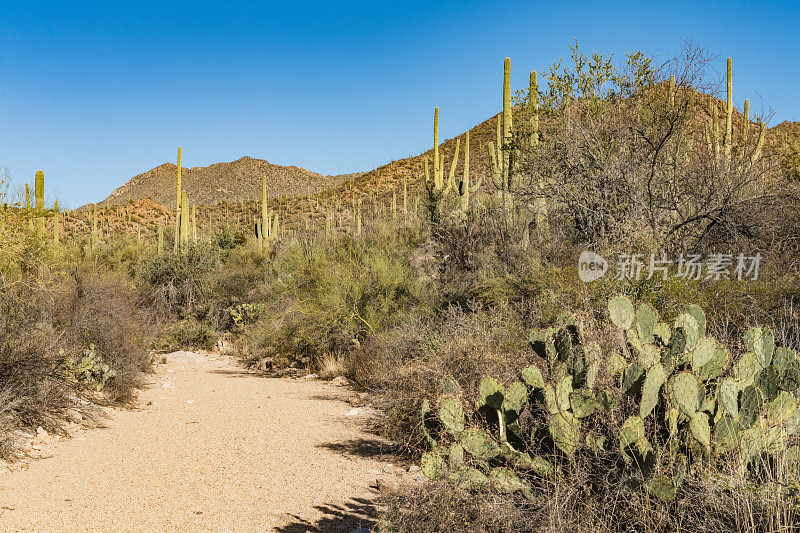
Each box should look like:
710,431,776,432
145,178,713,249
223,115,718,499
35,170,45,234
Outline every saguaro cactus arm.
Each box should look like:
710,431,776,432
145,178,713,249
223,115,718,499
447,138,461,192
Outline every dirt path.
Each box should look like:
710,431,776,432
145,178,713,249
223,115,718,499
0,351,403,532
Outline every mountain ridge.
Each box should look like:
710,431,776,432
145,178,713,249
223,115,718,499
99,156,362,208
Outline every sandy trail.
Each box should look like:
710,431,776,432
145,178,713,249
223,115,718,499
0,351,397,532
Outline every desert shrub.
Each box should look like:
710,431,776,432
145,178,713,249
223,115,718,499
211,225,247,250
153,318,216,351
137,244,218,318
0,262,148,456
0,283,69,456
235,225,427,369
52,267,148,400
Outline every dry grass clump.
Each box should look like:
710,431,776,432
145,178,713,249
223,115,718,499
350,303,532,449
383,455,799,532
316,353,347,379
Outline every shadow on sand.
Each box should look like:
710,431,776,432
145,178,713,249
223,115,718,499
274,495,380,532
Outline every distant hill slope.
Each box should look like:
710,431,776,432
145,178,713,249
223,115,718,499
319,108,800,209
101,156,361,207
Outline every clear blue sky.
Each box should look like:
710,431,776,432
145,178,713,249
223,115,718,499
1,0,798,207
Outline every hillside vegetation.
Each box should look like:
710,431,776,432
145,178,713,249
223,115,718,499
100,155,361,206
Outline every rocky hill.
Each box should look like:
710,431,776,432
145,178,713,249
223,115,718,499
101,156,361,207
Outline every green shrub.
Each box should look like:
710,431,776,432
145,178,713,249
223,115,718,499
154,318,216,351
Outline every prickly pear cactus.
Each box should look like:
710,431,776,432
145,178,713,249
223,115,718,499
416,294,799,505
62,345,116,391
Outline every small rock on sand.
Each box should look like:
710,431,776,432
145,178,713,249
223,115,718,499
330,376,350,387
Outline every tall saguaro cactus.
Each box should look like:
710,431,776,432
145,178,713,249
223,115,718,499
530,70,548,235
53,200,60,245
705,57,766,171
424,107,460,196
403,177,408,222
423,107,461,220
256,175,279,252
724,58,733,160
91,204,98,250
488,58,517,223
174,146,182,252
25,184,33,230
180,190,189,247
35,170,45,234
191,204,197,244
261,175,269,246
456,131,481,215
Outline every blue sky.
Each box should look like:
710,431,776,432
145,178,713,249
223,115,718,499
1,0,798,207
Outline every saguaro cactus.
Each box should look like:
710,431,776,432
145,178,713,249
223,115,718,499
488,58,517,222
91,204,98,250
180,190,189,247
456,131,482,214
705,58,766,171
53,200,60,245
403,177,408,222
529,70,548,236
174,146,182,252
191,204,197,244
724,58,733,160
25,184,33,230
424,107,460,196
261,175,269,248
423,108,461,221
35,170,45,234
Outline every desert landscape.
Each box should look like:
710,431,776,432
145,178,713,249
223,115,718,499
1,2,800,532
